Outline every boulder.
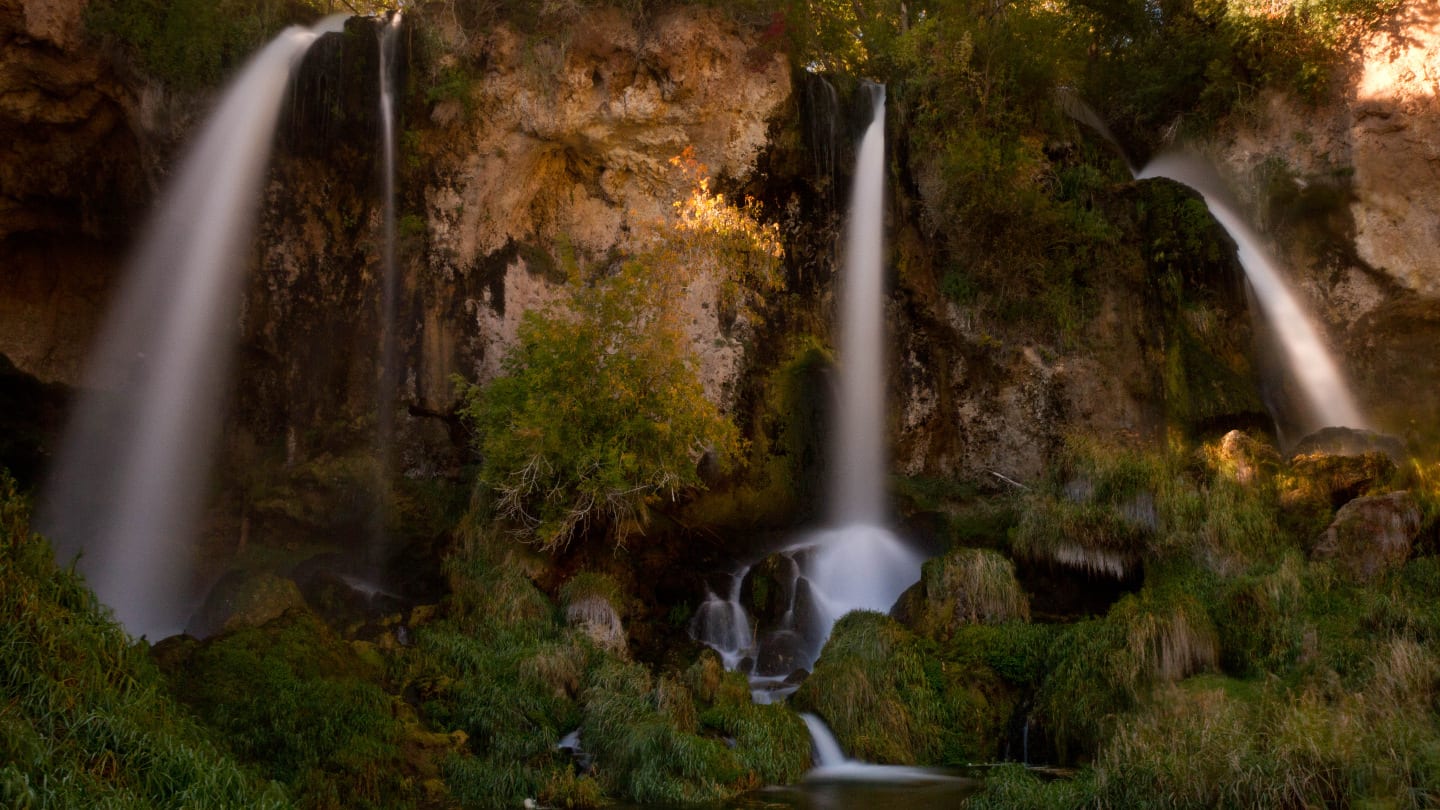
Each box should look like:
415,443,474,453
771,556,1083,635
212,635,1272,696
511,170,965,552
895,548,1029,641
1312,491,1422,582
187,570,306,638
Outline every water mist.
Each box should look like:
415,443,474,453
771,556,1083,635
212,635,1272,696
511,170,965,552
40,17,346,639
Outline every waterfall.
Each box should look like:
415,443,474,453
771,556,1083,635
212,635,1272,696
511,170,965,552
794,83,922,665
832,82,889,526
39,16,347,639
691,83,922,692
1138,152,1368,437
371,11,403,568
690,567,755,671
800,712,963,784
802,713,848,769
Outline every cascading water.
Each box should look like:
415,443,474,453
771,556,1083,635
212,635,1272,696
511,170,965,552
1137,152,1368,437
792,83,922,665
370,11,403,568
692,83,922,699
39,16,347,639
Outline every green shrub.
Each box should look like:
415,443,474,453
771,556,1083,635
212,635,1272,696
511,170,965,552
86,0,332,90
455,253,742,552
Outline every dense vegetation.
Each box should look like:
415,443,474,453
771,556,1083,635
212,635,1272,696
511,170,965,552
0,473,291,809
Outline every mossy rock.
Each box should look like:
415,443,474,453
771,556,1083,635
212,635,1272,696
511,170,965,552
794,611,1010,765
1200,429,1281,486
188,569,307,637
1280,450,1397,540
894,548,1030,641
1312,491,1422,583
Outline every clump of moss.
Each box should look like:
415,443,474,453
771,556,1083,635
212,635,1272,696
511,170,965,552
899,548,1030,641
0,471,292,809
794,611,1013,765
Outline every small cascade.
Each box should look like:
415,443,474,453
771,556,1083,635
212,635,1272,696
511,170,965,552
370,11,403,569
803,713,848,769
690,568,754,671
1138,152,1368,437
39,16,347,638
800,713,964,785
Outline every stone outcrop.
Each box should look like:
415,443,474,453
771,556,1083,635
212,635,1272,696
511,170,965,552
1312,490,1422,582
238,7,791,479
0,0,144,384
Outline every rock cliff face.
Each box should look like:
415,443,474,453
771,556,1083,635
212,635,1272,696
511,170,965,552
4,1,1438,529
238,7,791,477
1207,2,1440,439
0,0,140,382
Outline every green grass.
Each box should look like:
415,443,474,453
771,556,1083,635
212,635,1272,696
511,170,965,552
0,471,293,809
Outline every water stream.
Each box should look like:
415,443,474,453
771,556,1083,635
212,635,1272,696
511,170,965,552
370,11,403,569
39,16,347,639
1137,152,1367,437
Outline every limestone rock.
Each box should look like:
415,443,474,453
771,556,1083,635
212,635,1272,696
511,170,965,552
1312,491,1422,582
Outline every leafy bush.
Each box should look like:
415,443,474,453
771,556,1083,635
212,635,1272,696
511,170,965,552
456,155,785,552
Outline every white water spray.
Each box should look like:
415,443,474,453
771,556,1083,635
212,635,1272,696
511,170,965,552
1138,153,1367,435
40,17,346,638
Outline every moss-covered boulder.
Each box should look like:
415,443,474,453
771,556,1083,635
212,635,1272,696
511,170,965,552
159,608,414,808
1312,491,1422,582
794,611,1011,765
894,548,1030,641
1281,449,1397,539
1203,429,1280,486
188,569,306,637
